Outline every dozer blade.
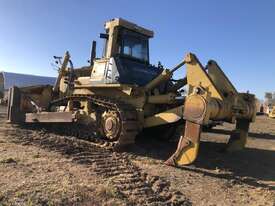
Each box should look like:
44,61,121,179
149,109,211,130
165,121,202,166
7,86,24,123
226,119,250,152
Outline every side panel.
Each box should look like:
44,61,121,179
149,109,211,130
90,59,108,83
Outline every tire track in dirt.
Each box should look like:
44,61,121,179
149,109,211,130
2,121,191,206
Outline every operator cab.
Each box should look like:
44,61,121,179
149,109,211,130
90,18,162,86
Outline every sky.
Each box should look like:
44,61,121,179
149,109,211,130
0,0,274,99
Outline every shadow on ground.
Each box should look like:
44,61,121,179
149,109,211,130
209,128,275,141
131,135,275,190
248,132,275,140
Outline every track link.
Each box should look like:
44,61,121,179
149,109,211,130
49,95,139,149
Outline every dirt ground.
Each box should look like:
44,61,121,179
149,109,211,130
0,105,274,206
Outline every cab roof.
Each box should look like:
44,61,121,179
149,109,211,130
105,18,154,38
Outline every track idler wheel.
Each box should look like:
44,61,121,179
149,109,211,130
100,111,121,141
165,121,202,166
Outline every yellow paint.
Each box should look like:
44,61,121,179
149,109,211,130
175,142,200,165
144,106,183,128
268,106,275,118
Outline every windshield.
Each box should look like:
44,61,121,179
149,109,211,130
119,30,149,62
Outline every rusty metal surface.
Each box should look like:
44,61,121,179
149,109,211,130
183,95,207,124
184,121,201,143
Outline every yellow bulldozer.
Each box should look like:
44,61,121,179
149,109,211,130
7,18,256,167
268,106,275,118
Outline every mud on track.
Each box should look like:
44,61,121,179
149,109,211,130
0,111,190,206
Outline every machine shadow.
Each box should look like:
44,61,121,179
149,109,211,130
209,128,275,141
248,132,275,140
131,135,275,190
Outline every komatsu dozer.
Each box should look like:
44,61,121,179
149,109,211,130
7,18,256,167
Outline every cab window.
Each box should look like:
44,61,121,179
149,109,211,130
119,29,149,63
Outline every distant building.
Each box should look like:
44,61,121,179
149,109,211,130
0,71,56,103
